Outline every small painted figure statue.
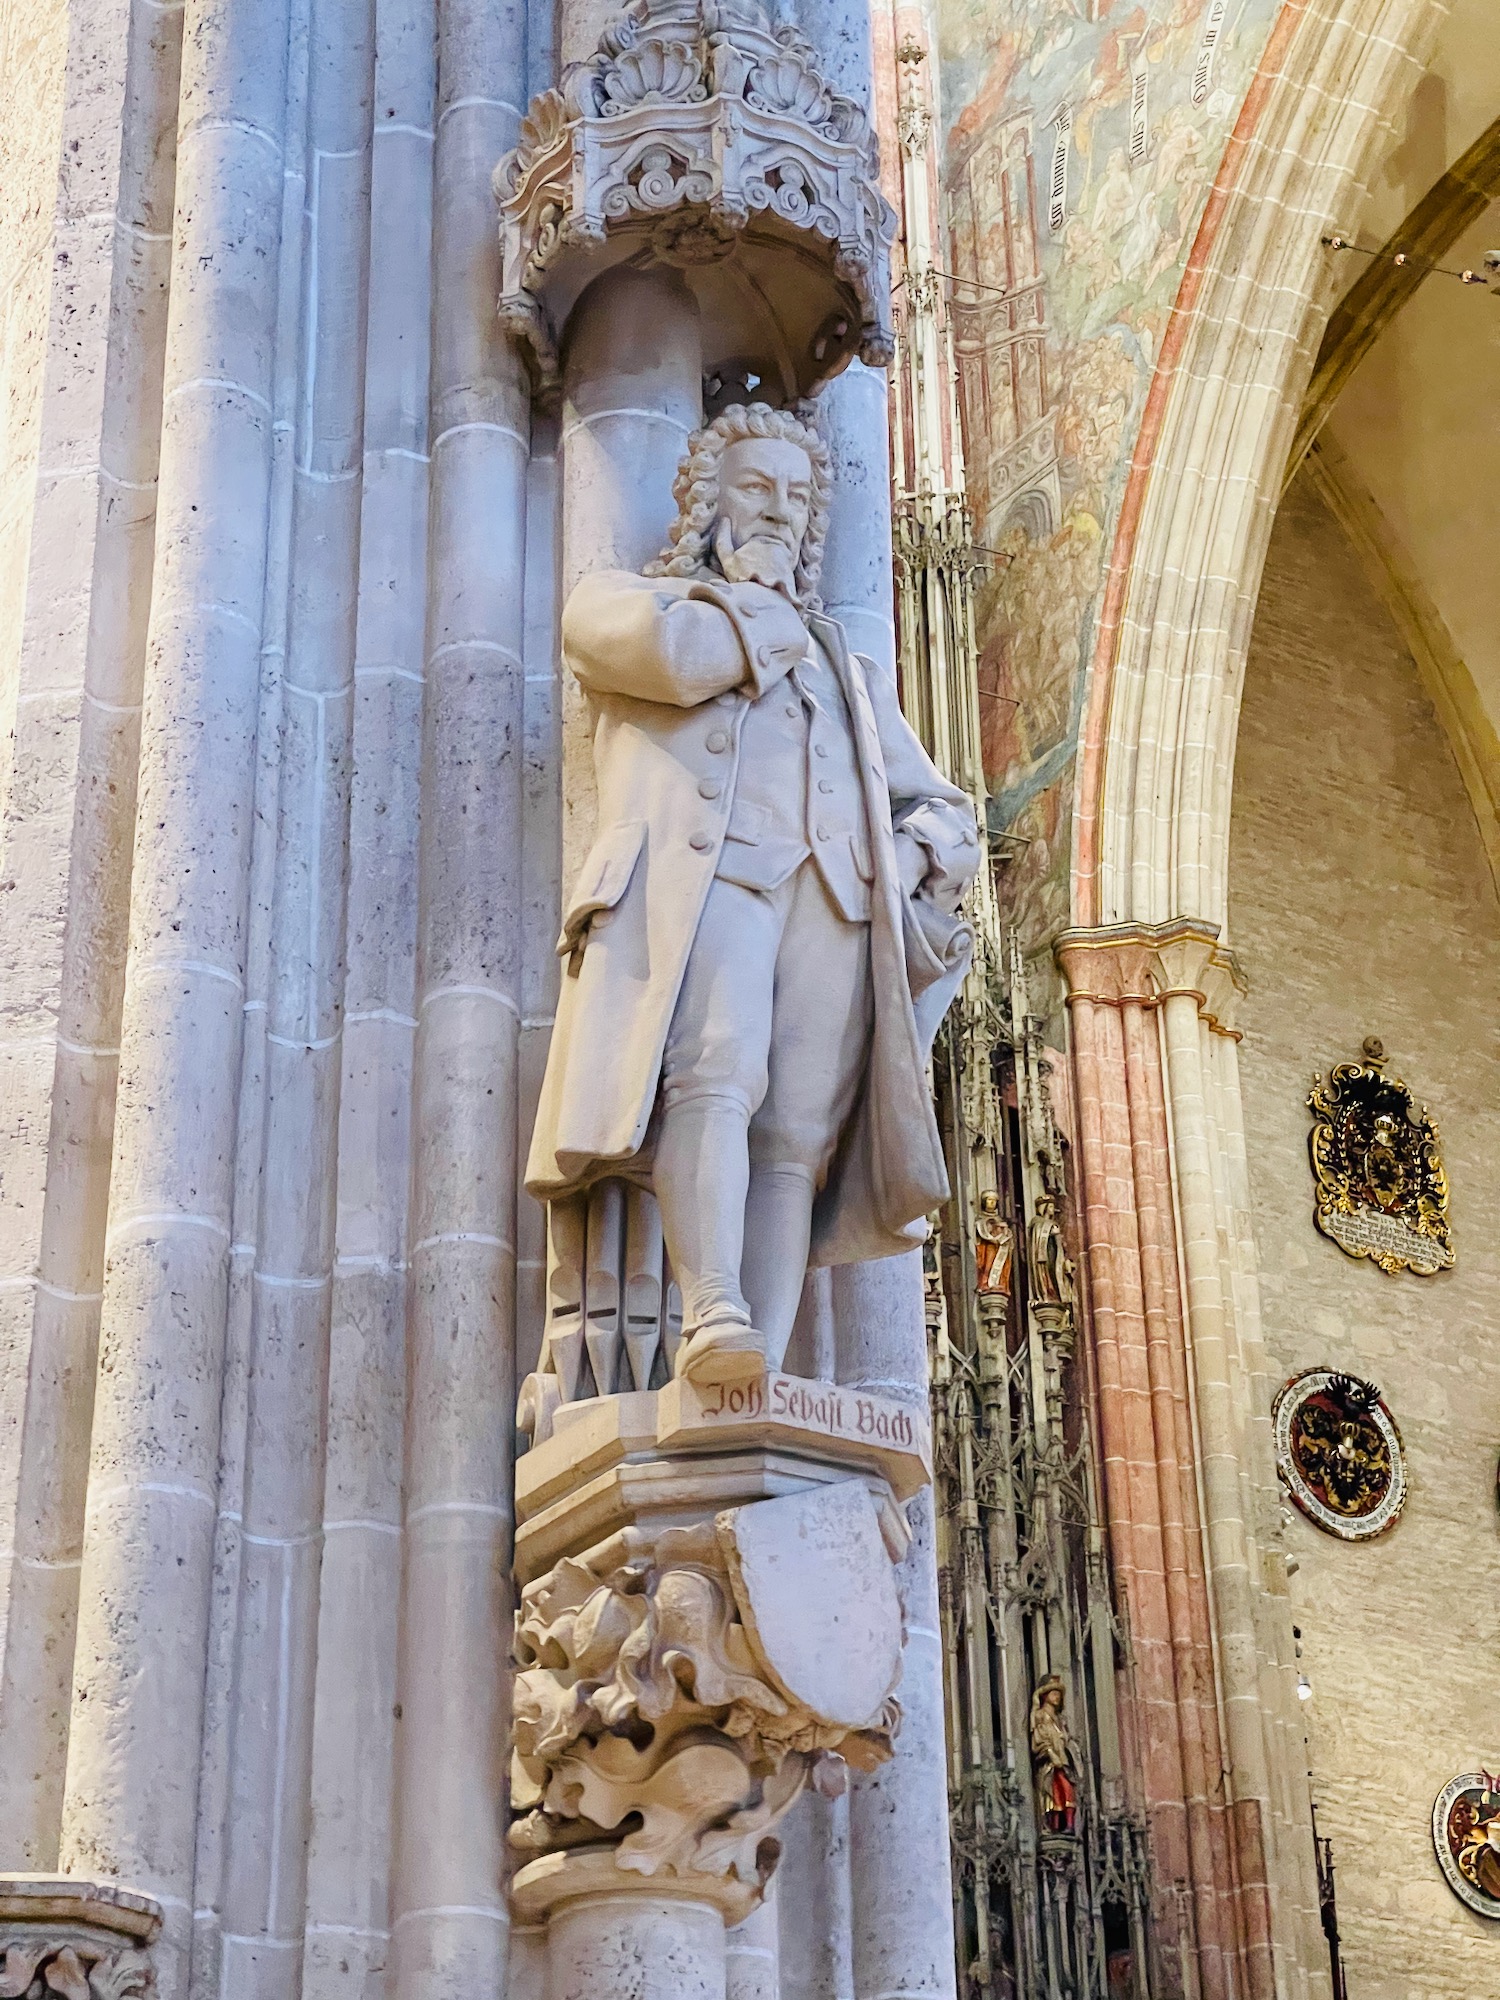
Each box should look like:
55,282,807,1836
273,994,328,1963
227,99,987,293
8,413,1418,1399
1029,1675,1078,1834
973,1189,1013,1294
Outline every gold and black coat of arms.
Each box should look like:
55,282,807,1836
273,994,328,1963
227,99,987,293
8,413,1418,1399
1307,1039,1453,1276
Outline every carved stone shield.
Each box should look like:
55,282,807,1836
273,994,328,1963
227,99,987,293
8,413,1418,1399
719,1480,903,1729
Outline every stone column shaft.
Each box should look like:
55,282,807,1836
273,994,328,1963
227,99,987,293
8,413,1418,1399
187,5,314,1981
299,0,437,1988
0,0,181,1870
777,1790,853,2000
1058,923,1327,2000
214,0,377,1988
557,262,702,888
547,1893,727,2000
57,0,296,1989
726,1886,779,2000
834,1255,957,2000
388,0,528,1987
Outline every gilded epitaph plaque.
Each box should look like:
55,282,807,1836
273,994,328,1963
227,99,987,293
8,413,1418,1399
1307,1039,1453,1276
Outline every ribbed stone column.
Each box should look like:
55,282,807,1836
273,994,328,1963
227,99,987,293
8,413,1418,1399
726,1887,779,2000
300,0,436,1987
778,1791,853,2000
796,5,954,1974
0,0,181,1871
186,5,312,1980
387,0,528,1989
834,1255,958,2000
214,0,376,1986
557,261,702,884
57,0,295,1991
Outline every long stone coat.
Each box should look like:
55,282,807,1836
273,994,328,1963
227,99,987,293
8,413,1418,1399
524,566,976,1267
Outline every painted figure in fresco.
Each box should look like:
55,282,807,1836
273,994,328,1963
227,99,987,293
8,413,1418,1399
1029,1675,1078,1834
526,403,979,1385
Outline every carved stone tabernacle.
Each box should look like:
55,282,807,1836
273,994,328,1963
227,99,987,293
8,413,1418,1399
493,0,897,400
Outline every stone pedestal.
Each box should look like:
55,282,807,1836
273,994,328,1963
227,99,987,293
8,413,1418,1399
0,1876,161,1997
520,1858,732,2000
510,1373,930,1995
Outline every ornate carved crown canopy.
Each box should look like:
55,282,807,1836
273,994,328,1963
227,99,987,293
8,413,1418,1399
493,0,896,401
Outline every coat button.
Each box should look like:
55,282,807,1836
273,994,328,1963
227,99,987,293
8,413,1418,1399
706,729,730,752
814,742,828,758
689,832,713,852
784,702,800,718
818,778,834,794
815,825,830,841
698,779,722,800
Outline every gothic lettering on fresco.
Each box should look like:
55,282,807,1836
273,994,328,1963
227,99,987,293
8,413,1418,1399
1307,1039,1454,1276
1432,1775,1500,1919
1272,1370,1407,1542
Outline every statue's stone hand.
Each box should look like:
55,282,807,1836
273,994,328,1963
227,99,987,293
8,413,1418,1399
894,827,929,899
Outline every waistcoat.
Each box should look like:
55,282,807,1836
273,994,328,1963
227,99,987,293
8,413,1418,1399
714,633,873,921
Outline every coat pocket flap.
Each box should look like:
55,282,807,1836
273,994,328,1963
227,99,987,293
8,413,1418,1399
724,798,771,846
557,819,646,954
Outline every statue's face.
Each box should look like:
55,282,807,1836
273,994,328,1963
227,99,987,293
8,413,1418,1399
716,437,814,565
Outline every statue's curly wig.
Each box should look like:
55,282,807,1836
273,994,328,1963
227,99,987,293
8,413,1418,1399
644,401,831,610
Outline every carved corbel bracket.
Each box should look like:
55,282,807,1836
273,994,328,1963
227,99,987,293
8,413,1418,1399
492,0,896,404
0,1879,161,2000
510,1478,905,1923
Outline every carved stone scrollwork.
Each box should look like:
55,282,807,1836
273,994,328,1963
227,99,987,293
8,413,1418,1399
0,1883,161,2000
0,1943,151,2000
510,1482,903,1920
493,0,896,402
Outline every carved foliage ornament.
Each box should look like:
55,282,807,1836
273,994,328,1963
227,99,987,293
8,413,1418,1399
1273,1369,1406,1541
510,1497,900,1899
493,0,896,395
1307,1041,1453,1275
0,1941,151,2000
1433,1773,1500,1918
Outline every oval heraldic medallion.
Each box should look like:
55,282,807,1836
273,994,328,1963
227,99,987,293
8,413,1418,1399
1433,1774,1500,1918
1272,1370,1406,1540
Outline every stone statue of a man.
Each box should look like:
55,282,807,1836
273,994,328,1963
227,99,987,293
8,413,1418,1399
526,402,978,1384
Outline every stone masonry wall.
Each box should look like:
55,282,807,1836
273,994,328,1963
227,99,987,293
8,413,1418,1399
0,0,68,819
1229,471,1500,1996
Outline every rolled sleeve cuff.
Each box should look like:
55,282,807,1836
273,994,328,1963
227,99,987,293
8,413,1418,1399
685,578,810,696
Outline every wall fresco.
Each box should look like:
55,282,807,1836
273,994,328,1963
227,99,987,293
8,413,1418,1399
936,0,1285,1000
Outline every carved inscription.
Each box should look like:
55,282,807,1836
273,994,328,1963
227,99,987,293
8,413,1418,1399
696,1374,922,1451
